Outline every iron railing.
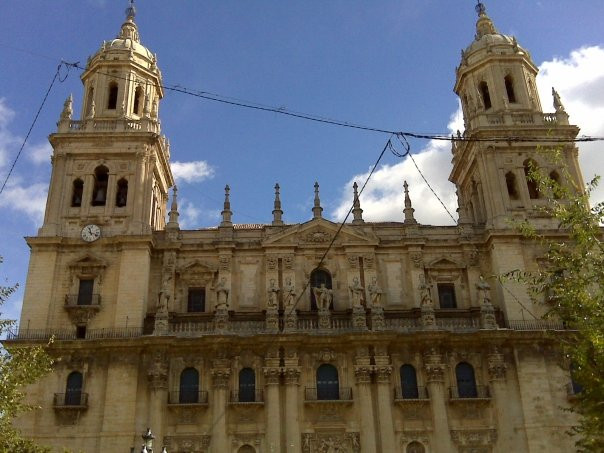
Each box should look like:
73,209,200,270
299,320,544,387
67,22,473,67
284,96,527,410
64,294,101,307
167,390,208,405
394,386,429,401
7,327,143,341
53,392,88,408
449,385,491,400
507,320,566,331
304,387,352,402
229,390,264,404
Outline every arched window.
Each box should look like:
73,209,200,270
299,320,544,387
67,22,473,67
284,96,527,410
456,362,478,398
400,364,419,399
86,87,94,116
310,268,333,311
238,368,256,402
406,441,426,453
71,178,84,207
115,178,128,207
133,86,143,115
107,82,118,110
479,81,492,109
316,364,339,400
92,166,109,206
65,371,83,406
504,75,516,103
549,170,561,199
179,367,199,404
524,159,540,199
238,446,256,453
505,171,519,200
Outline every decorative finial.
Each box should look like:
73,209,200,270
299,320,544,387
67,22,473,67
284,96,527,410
552,87,565,113
474,1,497,39
166,186,180,230
221,185,233,226
125,0,136,19
60,94,73,120
352,181,364,224
403,180,417,225
475,1,486,17
272,183,284,226
312,181,323,219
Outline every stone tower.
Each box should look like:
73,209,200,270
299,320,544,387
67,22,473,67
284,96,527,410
450,2,583,230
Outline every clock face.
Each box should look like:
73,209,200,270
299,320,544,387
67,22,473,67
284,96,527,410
81,224,101,242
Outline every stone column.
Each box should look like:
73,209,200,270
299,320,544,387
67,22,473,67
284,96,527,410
488,347,515,450
264,347,282,453
423,348,454,452
147,352,168,448
374,364,396,452
210,364,231,453
354,358,377,452
284,367,302,452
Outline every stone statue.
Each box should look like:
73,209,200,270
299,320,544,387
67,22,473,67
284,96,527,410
313,283,333,311
367,276,383,307
476,275,491,305
157,275,171,313
552,87,565,112
215,277,229,311
419,275,433,307
283,277,296,308
267,278,280,309
348,276,364,308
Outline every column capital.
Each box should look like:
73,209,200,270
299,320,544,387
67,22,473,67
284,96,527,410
487,348,507,381
354,366,372,384
423,348,446,383
263,367,281,385
283,367,301,385
375,365,392,383
211,368,231,388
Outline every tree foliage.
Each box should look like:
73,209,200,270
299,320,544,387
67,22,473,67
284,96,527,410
505,151,604,451
0,257,53,453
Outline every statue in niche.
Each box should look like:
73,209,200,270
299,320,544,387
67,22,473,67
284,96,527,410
267,279,280,309
283,277,296,309
476,275,491,305
214,277,229,311
313,284,333,311
157,275,172,313
419,275,433,307
368,276,383,307
348,276,365,308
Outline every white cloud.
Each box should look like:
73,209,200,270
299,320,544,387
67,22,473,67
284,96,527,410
332,45,604,224
0,180,48,224
171,160,215,184
179,199,201,229
27,142,52,165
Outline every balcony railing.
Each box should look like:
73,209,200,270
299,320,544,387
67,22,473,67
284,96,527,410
167,390,209,405
394,386,429,401
449,385,491,400
508,320,566,330
53,392,88,408
65,294,101,307
7,327,143,341
304,387,352,402
229,390,264,404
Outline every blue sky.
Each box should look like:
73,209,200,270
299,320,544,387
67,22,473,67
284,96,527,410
1,1,604,322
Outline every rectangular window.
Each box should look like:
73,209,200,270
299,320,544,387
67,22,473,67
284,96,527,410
188,288,205,312
77,279,94,306
437,283,457,308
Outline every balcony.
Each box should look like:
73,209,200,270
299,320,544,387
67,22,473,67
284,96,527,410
53,392,88,409
449,385,491,401
167,390,209,406
394,386,429,402
229,390,264,405
304,387,353,403
65,294,101,307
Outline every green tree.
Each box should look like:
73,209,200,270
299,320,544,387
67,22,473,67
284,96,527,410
506,152,604,451
0,257,53,453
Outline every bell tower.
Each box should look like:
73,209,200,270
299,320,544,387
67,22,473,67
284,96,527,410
40,2,173,238
450,2,584,229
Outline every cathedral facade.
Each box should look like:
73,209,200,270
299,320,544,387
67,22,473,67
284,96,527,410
11,3,583,453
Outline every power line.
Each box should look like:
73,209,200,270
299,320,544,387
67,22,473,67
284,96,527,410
0,61,73,196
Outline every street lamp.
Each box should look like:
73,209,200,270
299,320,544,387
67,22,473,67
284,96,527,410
141,428,155,453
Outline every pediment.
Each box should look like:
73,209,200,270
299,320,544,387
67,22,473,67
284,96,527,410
262,218,378,247
177,260,217,274
68,254,107,269
427,256,464,269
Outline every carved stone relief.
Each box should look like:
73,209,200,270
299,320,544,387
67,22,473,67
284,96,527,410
302,431,360,453
164,434,211,453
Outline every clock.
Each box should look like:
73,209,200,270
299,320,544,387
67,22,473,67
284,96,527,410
81,224,101,242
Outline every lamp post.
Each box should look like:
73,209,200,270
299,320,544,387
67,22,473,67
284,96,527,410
141,428,155,453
